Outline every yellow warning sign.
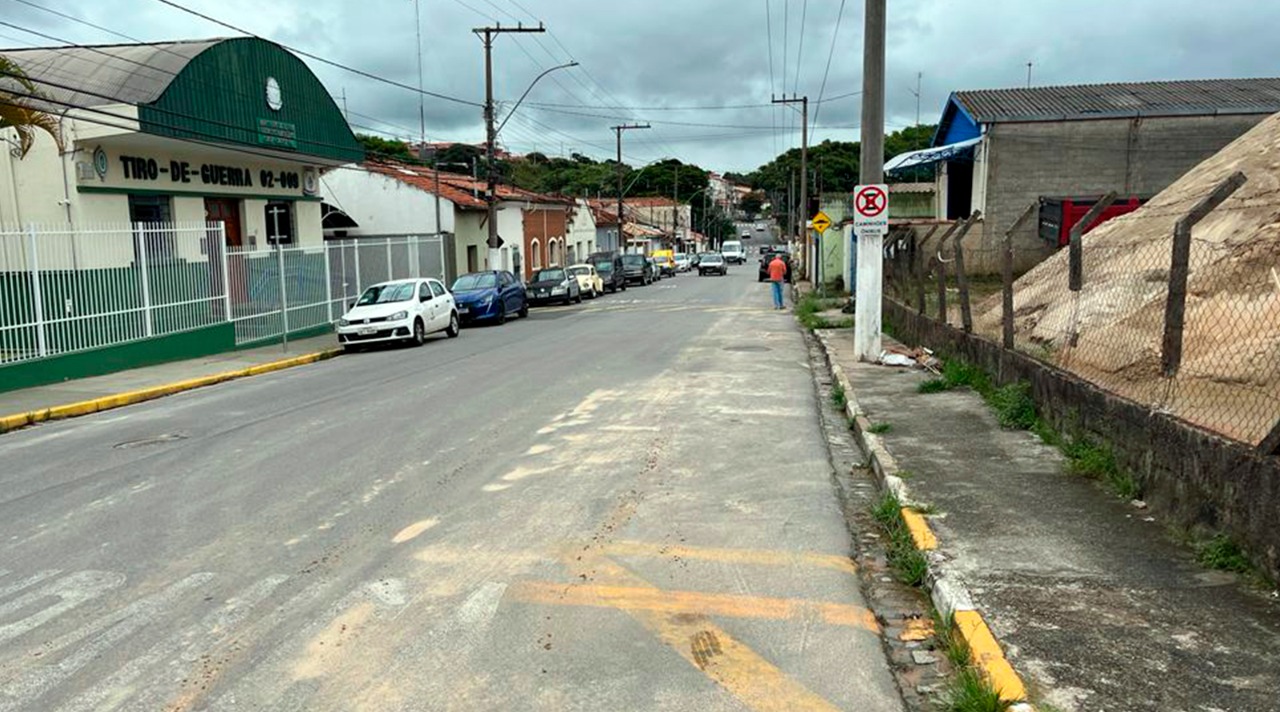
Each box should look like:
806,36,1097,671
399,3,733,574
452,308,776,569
811,211,832,233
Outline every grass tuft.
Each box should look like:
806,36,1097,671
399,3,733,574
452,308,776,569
831,384,847,409
871,492,930,587
989,382,1037,430
918,378,952,394
1195,534,1254,574
938,668,1014,712
867,422,893,434
1062,437,1140,500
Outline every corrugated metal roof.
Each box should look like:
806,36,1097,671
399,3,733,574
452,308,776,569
0,40,222,108
954,78,1280,123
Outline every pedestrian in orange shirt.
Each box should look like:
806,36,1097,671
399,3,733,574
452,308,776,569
767,254,788,309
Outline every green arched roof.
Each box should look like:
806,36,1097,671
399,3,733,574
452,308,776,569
3,37,363,163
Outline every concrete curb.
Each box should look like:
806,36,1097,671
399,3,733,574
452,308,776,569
0,348,344,435
815,330,1033,710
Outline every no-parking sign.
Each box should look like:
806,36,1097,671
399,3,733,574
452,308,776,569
853,184,889,236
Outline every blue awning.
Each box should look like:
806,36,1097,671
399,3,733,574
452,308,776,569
884,137,982,174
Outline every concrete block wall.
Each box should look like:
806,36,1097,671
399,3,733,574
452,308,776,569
979,114,1266,275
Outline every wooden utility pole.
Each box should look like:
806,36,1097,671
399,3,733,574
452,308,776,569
474,22,546,269
773,95,808,277
611,123,649,253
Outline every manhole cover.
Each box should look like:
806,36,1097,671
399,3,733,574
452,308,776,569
723,345,771,353
113,433,188,450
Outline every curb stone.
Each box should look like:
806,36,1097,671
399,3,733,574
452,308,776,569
0,348,343,435
813,330,1033,711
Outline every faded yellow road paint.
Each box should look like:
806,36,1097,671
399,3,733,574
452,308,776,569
954,610,1027,702
604,540,857,575
900,508,938,550
509,580,880,632
391,518,439,544
558,554,843,712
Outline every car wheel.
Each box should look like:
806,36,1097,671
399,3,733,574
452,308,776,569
496,303,507,325
621,282,627,291
412,318,426,346
518,300,529,318
446,312,460,338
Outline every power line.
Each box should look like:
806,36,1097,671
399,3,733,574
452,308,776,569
151,0,482,107
765,0,778,156
811,0,849,133
793,0,809,95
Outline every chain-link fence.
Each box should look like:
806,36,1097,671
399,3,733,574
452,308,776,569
885,172,1280,449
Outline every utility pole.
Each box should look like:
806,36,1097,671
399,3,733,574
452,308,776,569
474,22,546,269
854,0,886,361
672,164,679,249
773,94,808,278
611,123,649,253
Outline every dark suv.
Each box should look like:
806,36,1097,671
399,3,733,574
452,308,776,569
589,252,628,293
758,250,793,283
621,254,656,285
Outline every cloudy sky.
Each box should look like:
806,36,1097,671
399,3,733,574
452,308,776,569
4,0,1279,173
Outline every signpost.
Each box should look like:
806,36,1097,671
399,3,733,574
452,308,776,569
853,184,889,360
811,211,832,234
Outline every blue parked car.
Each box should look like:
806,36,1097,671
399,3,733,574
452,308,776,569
451,270,528,325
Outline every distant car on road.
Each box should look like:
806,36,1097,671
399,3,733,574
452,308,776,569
675,254,692,272
527,267,582,306
566,264,604,299
758,250,793,283
451,270,528,325
651,251,677,277
721,240,746,264
589,252,628,293
337,278,459,350
698,252,728,276
622,254,655,285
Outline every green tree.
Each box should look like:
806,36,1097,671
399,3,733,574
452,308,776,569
355,133,414,162
739,190,765,217
0,55,64,157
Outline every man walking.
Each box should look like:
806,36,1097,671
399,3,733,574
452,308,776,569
767,253,788,310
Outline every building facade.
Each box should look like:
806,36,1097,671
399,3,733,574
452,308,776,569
886,78,1280,272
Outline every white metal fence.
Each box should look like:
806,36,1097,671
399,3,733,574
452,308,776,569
0,224,446,365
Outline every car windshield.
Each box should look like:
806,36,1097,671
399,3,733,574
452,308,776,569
452,273,497,291
356,283,415,305
594,261,614,272
567,267,589,276
532,268,567,282
622,255,645,266
701,254,724,263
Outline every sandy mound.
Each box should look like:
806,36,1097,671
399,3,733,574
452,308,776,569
972,112,1280,445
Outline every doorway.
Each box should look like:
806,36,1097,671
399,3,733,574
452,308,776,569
945,160,974,220
205,198,245,310
204,198,244,247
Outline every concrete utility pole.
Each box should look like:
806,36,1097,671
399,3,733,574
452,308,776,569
773,95,808,278
474,22,546,269
854,0,886,362
611,123,649,253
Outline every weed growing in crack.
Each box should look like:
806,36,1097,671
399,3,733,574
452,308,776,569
938,668,1013,712
831,384,847,409
1195,534,1254,574
870,492,929,587
1062,437,1140,500
918,378,952,394
868,422,893,434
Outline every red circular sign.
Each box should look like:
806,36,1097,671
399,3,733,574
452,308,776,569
855,186,887,217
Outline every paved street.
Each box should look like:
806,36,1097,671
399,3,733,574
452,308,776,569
0,268,902,711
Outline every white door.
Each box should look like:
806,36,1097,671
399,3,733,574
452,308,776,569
428,280,449,331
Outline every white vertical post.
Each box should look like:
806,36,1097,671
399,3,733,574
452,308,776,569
218,223,231,322
353,240,362,294
324,241,334,323
385,237,393,281
276,240,289,352
135,223,154,337
438,237,446,281
26,224,48,357
853,227,883,361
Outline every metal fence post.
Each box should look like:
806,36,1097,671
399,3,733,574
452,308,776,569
1161,171,1247,377
1002,203,1038,349
25,224,48,357
276,240,289,352
385,237,393,282
324,241,334,323
353,240,362,295
218,223,232,322
1068,191,1117,292
134,223,154,337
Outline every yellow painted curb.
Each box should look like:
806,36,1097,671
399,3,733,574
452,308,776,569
900,508,938,550
0,348,342,435
954,609,1028,703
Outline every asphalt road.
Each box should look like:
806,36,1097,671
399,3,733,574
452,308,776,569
0,265,902,712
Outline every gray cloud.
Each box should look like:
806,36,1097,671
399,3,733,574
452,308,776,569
5,0,1279,173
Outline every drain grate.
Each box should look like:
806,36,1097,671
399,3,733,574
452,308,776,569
113,433,188,450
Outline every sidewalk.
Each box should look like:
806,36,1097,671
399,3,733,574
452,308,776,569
0,334,340,428
820,332,1280,712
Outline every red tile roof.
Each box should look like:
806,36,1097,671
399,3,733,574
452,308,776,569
364,160,571,210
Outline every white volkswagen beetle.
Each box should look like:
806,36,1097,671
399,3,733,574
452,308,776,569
566,264,604,299
336,278,459,351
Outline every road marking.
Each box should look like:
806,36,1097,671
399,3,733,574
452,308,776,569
556,554,844,712
0,572,214,712
602,540,858,575
0,570,126,646
391,518,439,544
0,569,61,599
508,580,879,632
954,610,1028,702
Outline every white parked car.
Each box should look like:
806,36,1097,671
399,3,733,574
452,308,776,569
336,278,459,351
566,264,604,298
